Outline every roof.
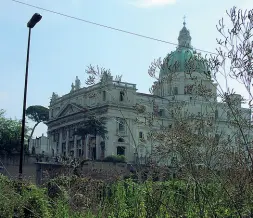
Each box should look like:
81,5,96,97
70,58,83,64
159,23,210,78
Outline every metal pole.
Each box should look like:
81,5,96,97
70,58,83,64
19,27,32,178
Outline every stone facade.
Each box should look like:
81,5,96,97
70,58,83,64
46,23,252,165
29,134,50,155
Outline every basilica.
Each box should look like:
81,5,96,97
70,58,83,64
46,22,251,164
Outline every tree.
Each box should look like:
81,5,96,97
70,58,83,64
26,105,49,141
0,110,30,155
209,7,253,167
75,116,108,160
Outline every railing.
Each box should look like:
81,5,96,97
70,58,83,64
112,81,136,89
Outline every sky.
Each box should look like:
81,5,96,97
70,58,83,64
0,0,252,138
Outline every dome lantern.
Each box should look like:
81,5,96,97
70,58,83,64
177,17,192,50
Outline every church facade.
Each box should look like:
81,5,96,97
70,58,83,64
46,23,252,165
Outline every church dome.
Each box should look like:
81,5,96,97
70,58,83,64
159,21,210,78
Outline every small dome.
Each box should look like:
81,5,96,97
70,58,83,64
159,22,210,78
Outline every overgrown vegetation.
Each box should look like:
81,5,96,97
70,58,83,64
1,174,253,217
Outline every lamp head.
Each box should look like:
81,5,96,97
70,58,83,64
27,13,42,28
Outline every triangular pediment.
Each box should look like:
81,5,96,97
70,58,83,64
56,103,87,118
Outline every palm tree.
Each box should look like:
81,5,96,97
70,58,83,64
75,116,108,160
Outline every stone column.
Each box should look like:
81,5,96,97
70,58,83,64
74,135,77,158
80,138,84,158
96,136,100,160
85,135,89,159
50,134,55,157
66,129,69,157
51,134,55,157
58,129,63,156
80,139,82,158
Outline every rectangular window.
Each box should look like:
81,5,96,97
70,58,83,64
173,87,178,95
139,132,143,139
215,134,220,144
103,91,106,101
62,143,66,151
117,146,125,156
118,119,125,132
158,109,165,117
120,91,124,101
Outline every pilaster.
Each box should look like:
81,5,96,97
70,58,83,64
74,135,77,158
66,129,69,156
96,136,100,160
85,135,89,159
59,129,63,155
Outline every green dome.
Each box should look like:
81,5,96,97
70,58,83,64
159,23,210,78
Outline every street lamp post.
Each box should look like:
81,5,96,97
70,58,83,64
19,13,42,179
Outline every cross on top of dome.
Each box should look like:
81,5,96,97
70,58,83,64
183,15,186,26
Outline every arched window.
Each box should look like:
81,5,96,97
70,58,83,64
118,138,124,143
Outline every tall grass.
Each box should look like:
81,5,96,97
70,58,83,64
0,174,253,217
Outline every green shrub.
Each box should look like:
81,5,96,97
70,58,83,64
0,175,83,218
103,155,126,163
20,184,51,218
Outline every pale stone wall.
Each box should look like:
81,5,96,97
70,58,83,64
29,135,50,155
